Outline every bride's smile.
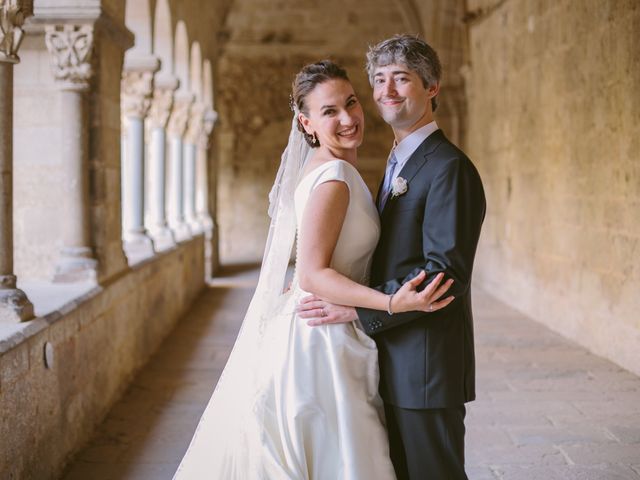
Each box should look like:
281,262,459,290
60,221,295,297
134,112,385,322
297,78,365,161
337,124,359,138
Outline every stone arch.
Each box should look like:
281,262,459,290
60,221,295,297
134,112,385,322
388,0,468,90
190,42,203,100
153,0,173,74
203,59,213,108
125,0,153,55
174,21,190,92
393,0,424,37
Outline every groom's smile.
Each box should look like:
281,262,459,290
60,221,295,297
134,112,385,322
372,63,437,140
380,98,405,106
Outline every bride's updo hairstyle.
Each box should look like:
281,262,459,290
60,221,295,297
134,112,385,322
291,60,349,148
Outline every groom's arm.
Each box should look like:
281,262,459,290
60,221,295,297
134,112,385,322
356,155,486,336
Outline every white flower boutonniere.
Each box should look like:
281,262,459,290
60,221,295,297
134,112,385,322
391,177,408,198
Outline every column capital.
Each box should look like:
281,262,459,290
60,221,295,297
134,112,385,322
44,24,94,90
166,92,194,137
0,0,32,64
198,108,218,149
185,102,206,145
121,69,154,119
148,74,178,129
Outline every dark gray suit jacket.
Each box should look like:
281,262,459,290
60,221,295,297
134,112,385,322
356,129,486,410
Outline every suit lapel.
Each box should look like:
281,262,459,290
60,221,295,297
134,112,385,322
374,175,385,208
380,129,444,217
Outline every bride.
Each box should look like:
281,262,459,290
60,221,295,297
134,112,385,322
173,60,453,479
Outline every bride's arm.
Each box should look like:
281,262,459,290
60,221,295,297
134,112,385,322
297,180,450,313
297,180,389,311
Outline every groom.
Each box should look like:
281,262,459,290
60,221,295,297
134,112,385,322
298,35,486,479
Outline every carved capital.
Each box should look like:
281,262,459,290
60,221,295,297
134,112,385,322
166,93,193,137
0,0,30,63
198,109,218,149
148,86,174,129
44,24,94,88
184,102,206,145
121,69,154,119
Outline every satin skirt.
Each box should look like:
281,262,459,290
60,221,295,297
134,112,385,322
173,288,396,480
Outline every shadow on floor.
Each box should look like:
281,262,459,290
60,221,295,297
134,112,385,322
61,265,259,480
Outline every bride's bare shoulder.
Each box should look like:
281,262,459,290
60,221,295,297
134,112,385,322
301,155,341,178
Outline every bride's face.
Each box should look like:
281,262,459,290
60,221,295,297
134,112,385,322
299,79,364,153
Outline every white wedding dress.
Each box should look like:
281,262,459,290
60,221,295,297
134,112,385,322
173,159,396,479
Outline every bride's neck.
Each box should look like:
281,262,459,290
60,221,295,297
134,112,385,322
324,145,357,166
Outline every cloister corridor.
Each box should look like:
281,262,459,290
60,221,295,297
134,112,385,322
62,266,640,480
0,0,638,479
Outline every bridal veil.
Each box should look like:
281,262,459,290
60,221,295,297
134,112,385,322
173,112,312,478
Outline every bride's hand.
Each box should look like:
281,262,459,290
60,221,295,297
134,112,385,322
391,271,454,314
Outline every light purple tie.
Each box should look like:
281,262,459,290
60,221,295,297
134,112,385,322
378,151,398,212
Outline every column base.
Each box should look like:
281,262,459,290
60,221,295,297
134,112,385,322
187,216,203,235
0,276,34,322
203,220,219,279
123,231,156,264
170,222,192,243
53,247,98,283
197,213,214,231
148,225,176,252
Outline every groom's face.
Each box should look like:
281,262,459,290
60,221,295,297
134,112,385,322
372,63,431,131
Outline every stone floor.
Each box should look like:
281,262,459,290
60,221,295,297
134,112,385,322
62,265,640,480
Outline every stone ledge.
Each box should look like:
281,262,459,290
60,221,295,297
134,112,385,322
0,283,100,356
0,234,206,358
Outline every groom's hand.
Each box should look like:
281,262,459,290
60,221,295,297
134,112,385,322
297,295,358,327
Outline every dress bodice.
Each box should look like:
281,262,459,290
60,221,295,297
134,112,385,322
294,160,381,285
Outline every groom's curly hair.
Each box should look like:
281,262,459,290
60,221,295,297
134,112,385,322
292,60,350,148
366,34,442,112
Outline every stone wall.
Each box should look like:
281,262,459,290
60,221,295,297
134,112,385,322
214,0,468,263
214,0,404,263
0,237,205,479
215,52,396,263
466,0,640,374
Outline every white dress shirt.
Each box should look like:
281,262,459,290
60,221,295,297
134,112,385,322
384,121,440,187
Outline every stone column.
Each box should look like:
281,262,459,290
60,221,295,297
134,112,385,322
166,91,193,241
120,58,158,261
0,0,34,322
183,102,205,233
196,108,217,230
198,108,218,280
45,24,98,283
146,74,178,251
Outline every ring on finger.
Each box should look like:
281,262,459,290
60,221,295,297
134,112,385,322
321,308,327,317
428,304,434,312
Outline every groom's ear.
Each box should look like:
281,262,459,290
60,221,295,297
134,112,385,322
427,82,440,99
